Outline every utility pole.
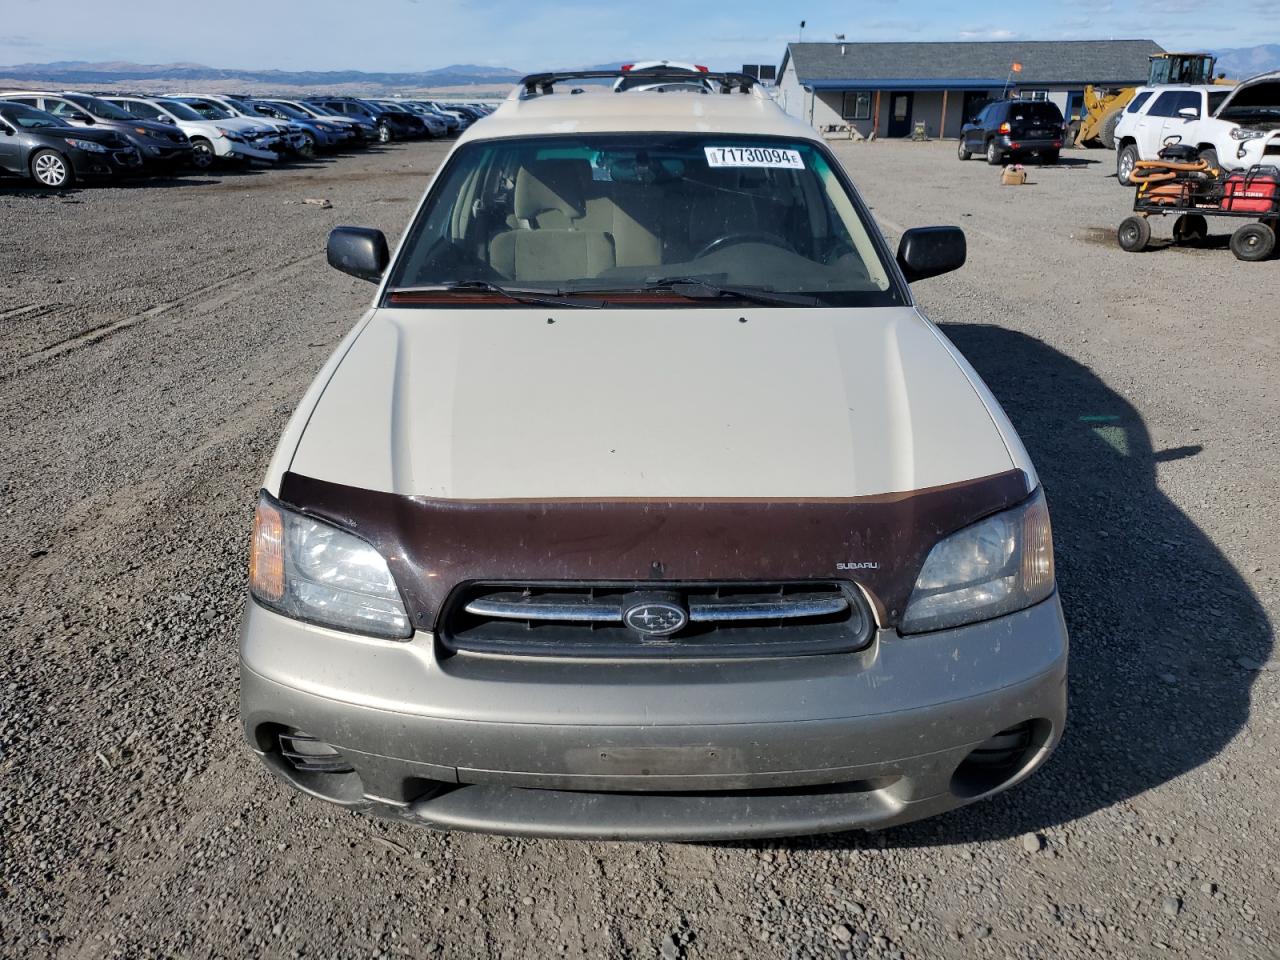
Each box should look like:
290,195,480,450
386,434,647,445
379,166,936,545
799,20,806,42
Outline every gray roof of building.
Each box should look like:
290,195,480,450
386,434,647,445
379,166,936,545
782,39,1164,88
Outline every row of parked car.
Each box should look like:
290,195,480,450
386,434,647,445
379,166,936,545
0,90,495,188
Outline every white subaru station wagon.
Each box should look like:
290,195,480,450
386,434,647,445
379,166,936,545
240,71,1068,840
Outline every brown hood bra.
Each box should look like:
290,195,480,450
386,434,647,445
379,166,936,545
277,469,1031,630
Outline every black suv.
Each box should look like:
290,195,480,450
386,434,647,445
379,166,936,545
0,91,193,169
306,98,422,143
958,99,1065,165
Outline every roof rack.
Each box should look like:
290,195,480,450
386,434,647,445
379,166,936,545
518,70,759,98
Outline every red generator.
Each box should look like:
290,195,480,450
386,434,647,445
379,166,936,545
1222,170,1280,214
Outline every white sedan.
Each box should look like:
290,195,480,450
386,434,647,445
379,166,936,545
106,97,280,167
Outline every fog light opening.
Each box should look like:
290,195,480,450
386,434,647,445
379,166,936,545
950,719,1050,799
278,730,355,774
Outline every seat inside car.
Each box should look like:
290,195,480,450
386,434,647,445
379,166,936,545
489,158,664,280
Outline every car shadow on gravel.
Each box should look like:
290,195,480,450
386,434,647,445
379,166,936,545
768,323,1273,851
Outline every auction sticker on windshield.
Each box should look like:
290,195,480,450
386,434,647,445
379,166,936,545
704,146,804,169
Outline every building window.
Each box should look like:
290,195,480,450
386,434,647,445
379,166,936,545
1022,89,1049,101
842,91,872,120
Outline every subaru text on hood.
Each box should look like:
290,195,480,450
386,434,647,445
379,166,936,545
240,70,1068,840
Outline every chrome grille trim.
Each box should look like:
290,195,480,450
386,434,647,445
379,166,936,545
689,595,849,622
443,582,872,659
464,592,849,624
465,594,622,622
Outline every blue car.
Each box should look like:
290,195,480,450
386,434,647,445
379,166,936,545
243,99,352,151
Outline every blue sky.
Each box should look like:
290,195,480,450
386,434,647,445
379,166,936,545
1,0,1276,71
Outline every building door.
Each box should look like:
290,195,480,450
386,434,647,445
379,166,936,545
962,91,990,124
887,92,913,138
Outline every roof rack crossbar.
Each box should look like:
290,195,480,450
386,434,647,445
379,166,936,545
518,70,759,98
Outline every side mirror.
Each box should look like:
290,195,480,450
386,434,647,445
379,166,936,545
77,114,95,125
160,116,176,125
327,226,389,283
1177,107,1198,119
896,226,967,283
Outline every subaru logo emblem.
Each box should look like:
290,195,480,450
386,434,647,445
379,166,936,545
622,598,688,638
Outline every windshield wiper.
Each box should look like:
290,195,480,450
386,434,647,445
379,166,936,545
586,276,823,306
386,280,603,308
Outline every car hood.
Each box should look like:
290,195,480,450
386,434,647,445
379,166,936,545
121,118,182,139
1214,71,1280,119
289,306,1016,500
42,125,127,145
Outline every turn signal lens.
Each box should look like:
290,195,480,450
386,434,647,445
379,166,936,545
249,499,285,602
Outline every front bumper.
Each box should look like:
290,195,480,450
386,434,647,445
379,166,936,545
69,146,143,177
227,142,280,162
241,596,1068,840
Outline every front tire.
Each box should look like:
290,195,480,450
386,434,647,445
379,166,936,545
30,149,73,188
1100,111,1121,151
190,138,215,170
957,139,972,161
1117,215,1151,252
1116,144,1139,186
986,141,1002,165
298,133,317,159
377,123,392,144
1230,222,1276,262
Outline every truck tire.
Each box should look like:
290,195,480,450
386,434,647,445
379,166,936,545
1230,222,1275,262
1117,144,1139,185
1100,111,1121,151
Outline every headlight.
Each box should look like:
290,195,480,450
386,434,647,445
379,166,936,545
899,490,1055,634
65,138,107,153
1230,127,1266,141
216,126,244,142
249,494,411,639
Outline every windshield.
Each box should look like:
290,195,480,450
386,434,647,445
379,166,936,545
155,99,204,122
66,94,133,121
291,101,324,117
0,102,69,129
179,98,233,120
220,97,251,114
261,100,307,120
385,134,900,307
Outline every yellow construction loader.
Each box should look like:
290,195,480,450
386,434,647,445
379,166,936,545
1075,52,1234,149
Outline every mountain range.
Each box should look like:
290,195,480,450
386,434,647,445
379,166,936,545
0,45,1276,94
1212,44,1280,79
0,60,527,91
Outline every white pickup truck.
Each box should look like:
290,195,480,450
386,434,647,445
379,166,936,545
1115,72,1280,185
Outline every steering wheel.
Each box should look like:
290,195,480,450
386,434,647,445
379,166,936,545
693,232,791,260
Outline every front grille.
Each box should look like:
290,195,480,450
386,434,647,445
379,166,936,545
441,581,873,659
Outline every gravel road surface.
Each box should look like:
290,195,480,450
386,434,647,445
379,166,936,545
2,139,1277,959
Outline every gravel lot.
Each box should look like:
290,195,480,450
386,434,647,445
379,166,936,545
2,138,1277,960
